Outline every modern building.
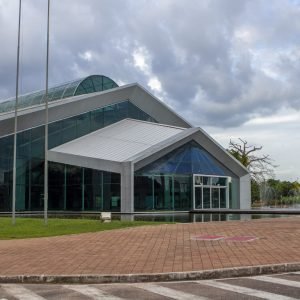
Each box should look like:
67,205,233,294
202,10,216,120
0,75,251,213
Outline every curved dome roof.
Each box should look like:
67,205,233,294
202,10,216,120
0,75,118,113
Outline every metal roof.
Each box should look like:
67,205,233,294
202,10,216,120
49,119,184,162
0,75,118,113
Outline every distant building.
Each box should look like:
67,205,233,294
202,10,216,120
0,75,250,213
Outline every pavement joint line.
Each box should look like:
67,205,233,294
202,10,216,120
0,262,299,284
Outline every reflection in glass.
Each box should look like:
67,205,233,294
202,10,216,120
174,176,191,210
195,187,202,209
212,188,219,208
220,188,227,208
195,176,202,185
203,187,211,208
154,175,173,210
134,176,153,211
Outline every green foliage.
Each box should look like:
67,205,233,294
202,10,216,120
251,180,260,203
266,179,300,198
0,218,170,240
229,149,250,167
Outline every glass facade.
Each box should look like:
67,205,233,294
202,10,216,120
48,163,121,212
138,141,231,175
0,75,118,113
135,174,192,211
134,141,236,211
0,100,155,212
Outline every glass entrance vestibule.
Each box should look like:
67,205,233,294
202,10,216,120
193,175,230,209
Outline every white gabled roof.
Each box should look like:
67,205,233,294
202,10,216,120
49,119,185,163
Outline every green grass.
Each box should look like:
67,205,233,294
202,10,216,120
0,217,169,240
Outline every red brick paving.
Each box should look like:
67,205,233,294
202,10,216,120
0,216,299,276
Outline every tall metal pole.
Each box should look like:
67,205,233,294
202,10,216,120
12,0,22,225
44,0,50,225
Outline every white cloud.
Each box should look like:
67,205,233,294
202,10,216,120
79,51,93,62
132,47,151,74
245,108,300,125
148,77,162,92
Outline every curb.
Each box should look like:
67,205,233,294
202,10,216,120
0,262,299,284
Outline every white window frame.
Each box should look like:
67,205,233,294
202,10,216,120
193,174,230,210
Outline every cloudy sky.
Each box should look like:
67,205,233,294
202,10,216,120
0,0,299,181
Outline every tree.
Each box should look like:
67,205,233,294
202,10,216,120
228,138,276,183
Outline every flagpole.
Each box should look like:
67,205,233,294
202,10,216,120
44,0,50,225
12,0,22,225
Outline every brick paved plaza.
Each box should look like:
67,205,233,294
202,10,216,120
0,216,299,276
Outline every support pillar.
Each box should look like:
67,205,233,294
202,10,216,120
120,161,134,213
239,173,251,209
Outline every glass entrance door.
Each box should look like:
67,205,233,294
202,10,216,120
203,187,211,208
212,188,219,208
193,175,229,210
195,187,202,209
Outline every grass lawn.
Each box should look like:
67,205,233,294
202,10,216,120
0,217,169,240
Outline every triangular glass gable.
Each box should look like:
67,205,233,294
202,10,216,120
137,141,232,176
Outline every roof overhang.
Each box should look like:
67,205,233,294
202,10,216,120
48,119,185,173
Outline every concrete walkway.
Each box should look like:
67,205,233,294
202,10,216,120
0,216,299,281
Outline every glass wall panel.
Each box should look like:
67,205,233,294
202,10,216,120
62,117,77,143
66,165,82,211
203,176,211,186
138,141,233,176
203,187,211,208
90,108,104,131
103,172,120,211
49,121,63,148
174,175,191,210
17,130,30,160
153,175,173,210
220,188,226,208
217,177,227,186
128,102,156,122
30,126,45,159
212,188,219,208
30,185,44,210
195,187,202,209
0,184,10,211
84,168,103,211
134,175,153,211
28,159,44,211
76,113,91,137
49,162,65,210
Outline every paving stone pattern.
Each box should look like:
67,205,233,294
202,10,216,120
0,216,299,276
